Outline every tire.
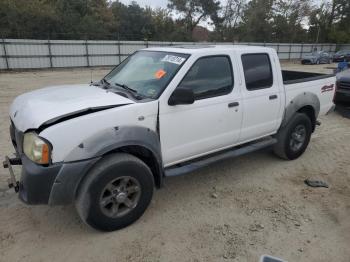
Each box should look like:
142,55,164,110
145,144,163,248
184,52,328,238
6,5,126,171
273,113,312,160
75,153,154,231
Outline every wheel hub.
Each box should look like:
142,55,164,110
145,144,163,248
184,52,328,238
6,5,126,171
115,192,127,203
290,124,306,152
99,176,142,218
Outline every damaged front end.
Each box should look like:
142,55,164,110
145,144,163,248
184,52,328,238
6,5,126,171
3,84,135,202
3,120,98,205
3,122,23,192
3,121,54,203
3,156,21,193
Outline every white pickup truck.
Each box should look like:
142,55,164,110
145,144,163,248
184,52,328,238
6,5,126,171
4,45,336,231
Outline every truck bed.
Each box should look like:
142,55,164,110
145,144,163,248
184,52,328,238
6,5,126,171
282,70,334,85
283,70,336,117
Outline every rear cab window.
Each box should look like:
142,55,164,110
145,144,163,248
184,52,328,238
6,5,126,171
241,53,273,90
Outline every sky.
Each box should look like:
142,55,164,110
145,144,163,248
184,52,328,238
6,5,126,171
119,0,168,9
118,0,322,10
117,0,322,29
118,0,228,29
118,0,231,10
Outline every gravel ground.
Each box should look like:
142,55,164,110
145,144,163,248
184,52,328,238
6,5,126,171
1,63,350,262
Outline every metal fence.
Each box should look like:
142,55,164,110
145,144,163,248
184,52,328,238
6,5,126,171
1,38,349,70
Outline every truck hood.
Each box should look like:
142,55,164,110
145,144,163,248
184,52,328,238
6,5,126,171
10,84,134,132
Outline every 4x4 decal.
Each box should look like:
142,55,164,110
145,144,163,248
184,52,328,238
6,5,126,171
321,84,334,93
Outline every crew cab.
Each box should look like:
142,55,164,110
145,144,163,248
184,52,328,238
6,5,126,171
3,45,336,231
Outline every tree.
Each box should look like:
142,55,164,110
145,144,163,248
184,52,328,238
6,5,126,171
308,0,350,43
325,0,350,43
111,1,153,40
0,0,349,43
150,8,183,41
50,0,114,39
238,0,274,42
0,0,59,38
272,0,310,42
168,0,220,39
211,0,246,41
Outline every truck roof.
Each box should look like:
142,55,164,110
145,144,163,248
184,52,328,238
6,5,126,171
143,45,274,55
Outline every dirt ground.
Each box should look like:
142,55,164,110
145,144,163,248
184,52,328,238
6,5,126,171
1,62,350,262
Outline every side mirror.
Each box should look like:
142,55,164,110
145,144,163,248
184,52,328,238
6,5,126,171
168,87,195,106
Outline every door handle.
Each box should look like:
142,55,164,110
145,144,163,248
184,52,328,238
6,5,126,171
269,95,278,100
228,102,239,108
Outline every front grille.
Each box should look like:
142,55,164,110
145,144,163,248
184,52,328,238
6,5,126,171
339,81,350,90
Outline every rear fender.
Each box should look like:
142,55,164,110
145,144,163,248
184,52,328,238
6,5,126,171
280,92,320,129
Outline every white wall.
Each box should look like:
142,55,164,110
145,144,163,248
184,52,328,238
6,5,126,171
0,39,340,70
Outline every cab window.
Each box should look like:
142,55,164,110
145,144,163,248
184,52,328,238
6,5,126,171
178,56,234,100
242,53,273,90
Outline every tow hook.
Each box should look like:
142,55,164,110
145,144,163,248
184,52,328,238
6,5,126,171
3,156,21,193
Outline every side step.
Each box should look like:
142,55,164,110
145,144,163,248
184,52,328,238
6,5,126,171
164,137,277,177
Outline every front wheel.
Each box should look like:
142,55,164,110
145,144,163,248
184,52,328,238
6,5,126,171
75,153,154,231
273,113,312,160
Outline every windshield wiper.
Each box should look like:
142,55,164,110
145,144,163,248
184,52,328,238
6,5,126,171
114,82,145,100
115,82,137,93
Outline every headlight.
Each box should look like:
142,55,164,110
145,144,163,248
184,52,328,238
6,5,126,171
23,132,51,164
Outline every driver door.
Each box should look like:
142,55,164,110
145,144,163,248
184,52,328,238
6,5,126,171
159,55,243,167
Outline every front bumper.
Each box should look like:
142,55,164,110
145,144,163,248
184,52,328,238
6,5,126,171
3,154,100,205
3,154,62,204
19,155,62,204
4,122,101,205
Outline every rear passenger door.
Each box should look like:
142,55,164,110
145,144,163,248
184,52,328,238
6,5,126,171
239,53,282,142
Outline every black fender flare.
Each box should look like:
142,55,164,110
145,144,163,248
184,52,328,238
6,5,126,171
49,126,163,205
280,92,320,129
64,125,162,163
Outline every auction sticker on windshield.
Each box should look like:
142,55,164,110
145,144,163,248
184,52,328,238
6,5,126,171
162,55,186,65
155,69,167,79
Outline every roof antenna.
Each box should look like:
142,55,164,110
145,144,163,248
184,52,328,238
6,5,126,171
90,69,93,85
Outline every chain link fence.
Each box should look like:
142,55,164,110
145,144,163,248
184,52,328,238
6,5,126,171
1,38,349,70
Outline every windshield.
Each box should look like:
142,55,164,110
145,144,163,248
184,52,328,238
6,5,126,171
104,51,189,99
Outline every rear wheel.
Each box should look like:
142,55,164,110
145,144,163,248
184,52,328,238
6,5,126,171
75,153,154,231
273,113,312,160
